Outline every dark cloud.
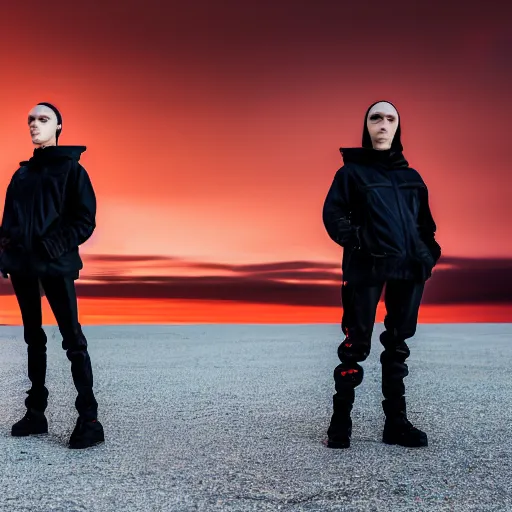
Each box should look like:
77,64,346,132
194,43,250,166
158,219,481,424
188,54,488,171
422,257,512,305
82,255,339,274
190,261,340,273
82,279,339,307
0,255,510,306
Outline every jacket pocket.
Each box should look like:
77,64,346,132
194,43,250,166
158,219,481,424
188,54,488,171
360,183,405,257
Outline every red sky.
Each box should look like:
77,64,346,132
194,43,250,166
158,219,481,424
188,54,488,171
0,0,510,323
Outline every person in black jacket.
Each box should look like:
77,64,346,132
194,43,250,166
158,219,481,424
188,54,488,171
322,100,441,449
0,102,104,449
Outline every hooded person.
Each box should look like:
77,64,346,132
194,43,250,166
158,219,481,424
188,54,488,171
322,100,441,449
0,102,104,449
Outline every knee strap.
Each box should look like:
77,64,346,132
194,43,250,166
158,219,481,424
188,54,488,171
380,340,410,364
337,338,370,363
334,363,364,388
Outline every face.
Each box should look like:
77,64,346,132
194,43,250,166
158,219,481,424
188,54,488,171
28,105,61,147
366,101,399,150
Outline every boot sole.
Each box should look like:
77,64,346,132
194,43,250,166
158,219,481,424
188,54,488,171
11,430,48,437
383,436,428,447
69,438,105,449
326,439,350,449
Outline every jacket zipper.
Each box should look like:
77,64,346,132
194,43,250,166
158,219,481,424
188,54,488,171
389,171,409,259
25,171,40,252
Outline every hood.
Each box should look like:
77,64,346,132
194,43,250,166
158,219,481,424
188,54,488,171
20,145,86,166
362,99,403,152
340,100,409,169
340,147,409,169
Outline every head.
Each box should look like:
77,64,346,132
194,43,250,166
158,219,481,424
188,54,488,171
28,103,62,148
362,100,402,151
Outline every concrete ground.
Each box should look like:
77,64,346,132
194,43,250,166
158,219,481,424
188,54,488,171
0,323,511,512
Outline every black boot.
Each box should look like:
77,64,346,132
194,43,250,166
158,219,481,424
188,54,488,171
382,398,428,447
327,396,353,448
11,409,48,437
69,417,105,449
327,353,366,449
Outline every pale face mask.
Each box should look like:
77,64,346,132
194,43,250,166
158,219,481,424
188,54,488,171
28,105,61,148
366,102,399,150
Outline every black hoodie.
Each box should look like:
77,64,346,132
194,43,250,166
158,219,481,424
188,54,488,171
0,145,96,278
322,106,441,283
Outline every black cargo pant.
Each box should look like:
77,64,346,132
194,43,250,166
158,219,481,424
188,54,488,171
10,274,98,421
333,279,425,414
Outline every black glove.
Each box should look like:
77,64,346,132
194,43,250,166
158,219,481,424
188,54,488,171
414,241,436,282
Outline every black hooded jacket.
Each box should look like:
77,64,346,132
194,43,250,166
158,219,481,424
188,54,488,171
322,105,441,283
0,145,96,278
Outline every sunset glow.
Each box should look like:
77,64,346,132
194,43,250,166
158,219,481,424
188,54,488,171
0,2,510,324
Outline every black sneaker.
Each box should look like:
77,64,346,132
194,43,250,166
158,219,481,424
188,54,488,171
383,418,428,447
68,418,105,449
11,409,48,437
